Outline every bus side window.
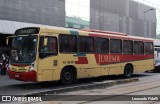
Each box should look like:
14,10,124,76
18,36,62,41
123,40,133,54
59,34,77,53
39,36,57,58
134,41,144,54
110,39,122,54
59,35,68,52
69,36,77,52
79,36,86,52
79,36,94,53
86,37,94,52
145,42,154,54
95,37,109,54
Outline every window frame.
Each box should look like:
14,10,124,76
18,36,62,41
39,36,58,58
78,36,94,53
123,40,133,54
59,34,78,53
134,41,144,54
145,42,154,54
110,39,122,54
95,37,109,54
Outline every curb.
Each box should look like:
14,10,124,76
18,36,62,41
25,78,139,96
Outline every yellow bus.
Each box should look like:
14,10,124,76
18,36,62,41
8,27,154,84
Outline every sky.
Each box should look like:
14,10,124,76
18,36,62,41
65,0,90,20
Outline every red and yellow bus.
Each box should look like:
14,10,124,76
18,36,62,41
8,27,154,84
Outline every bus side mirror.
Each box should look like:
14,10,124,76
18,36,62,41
6,36,13,45
6,38,9,45
44,38,48,46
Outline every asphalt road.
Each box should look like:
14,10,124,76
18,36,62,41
38,72,160,104
0,71,160,104
0,72,148,95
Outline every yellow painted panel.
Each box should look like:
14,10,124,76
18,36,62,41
37,70,42,82
76,68,94,78
94,67,101,76
109,66,123,75
53,69,61,81
42,70,53,81
100,67,109,76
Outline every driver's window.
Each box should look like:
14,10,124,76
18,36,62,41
39,36,57,58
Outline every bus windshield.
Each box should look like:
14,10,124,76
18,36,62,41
155,46,160,58
11,35,37,63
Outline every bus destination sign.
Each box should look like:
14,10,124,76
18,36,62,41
15,28,40,35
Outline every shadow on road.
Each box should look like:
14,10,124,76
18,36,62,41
145,70,160,73
3,73,152,90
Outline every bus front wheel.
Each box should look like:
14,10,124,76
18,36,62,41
124,65,133,78
60,68,74,85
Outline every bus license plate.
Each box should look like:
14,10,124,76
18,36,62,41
15,75,19,78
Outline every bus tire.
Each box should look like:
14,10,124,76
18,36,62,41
60,68,74,85
124,65,133,78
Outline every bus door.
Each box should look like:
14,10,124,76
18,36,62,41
37,35,58,81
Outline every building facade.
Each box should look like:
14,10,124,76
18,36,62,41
90,0,156,38
0,0,158,55
0,0,65,27
0,0,65,55
0,0,157,37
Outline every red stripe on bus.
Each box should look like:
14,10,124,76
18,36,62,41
75,57,88,64
8,69,37,82
94,54,154,65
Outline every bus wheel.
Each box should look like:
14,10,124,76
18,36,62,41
124,65,133,78
60,68,74,85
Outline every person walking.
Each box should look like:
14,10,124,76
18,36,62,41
1,54,7,75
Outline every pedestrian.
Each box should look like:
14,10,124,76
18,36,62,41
1,54,7,75
0,61,2,75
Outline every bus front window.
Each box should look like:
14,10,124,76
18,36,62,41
11,35,37,63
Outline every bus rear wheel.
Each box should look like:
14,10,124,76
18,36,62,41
60,68,74,85
124,65,133,78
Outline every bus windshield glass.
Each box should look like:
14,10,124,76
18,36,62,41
11,35,37,63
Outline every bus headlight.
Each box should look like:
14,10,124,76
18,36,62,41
29,62,35,72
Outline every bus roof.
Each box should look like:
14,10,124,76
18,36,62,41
17,26,153,42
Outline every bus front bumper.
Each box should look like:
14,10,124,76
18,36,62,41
8,69,37,82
